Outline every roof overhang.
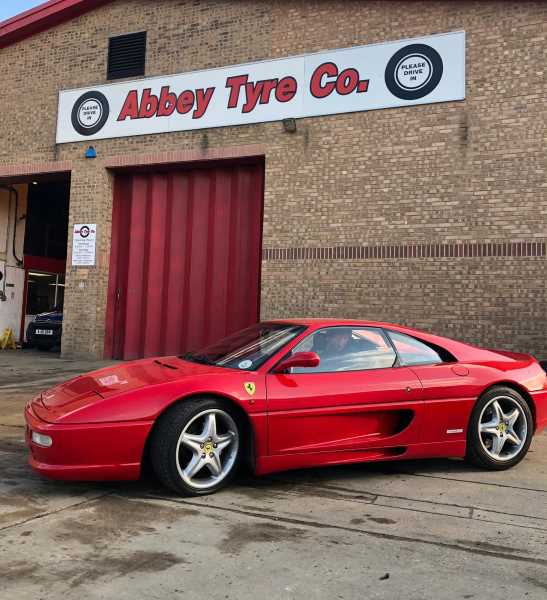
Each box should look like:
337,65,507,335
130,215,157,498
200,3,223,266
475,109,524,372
0,0,114,49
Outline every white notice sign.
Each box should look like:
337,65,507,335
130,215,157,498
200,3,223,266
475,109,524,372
72,224,97,266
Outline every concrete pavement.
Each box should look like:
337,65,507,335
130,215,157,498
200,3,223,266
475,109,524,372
1,350,546,599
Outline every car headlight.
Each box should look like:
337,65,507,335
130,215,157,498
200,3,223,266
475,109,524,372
31,432,52,447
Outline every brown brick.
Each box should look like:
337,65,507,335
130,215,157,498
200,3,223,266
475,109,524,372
0,0,545,358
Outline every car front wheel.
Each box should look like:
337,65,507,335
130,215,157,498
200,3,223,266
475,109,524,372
466,386,533,470
150,398,241,496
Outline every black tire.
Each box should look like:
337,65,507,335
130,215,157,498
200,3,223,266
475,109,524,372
71,90,110,136
150,397,242,496
384,43,443,100
466,386,533,470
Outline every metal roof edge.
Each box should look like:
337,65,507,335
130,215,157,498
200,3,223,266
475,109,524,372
0,0,114,49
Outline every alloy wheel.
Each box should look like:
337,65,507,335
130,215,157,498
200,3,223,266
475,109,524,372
175,409,239,490
478,395,527,462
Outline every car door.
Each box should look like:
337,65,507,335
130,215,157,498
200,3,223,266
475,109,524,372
266,326,424,456
386,330,475,447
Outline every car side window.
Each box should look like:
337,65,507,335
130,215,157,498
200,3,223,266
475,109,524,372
387,331,442,366
290,326,397,373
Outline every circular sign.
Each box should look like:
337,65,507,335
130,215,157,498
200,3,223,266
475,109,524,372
394,54,433,90
385,44,443,100
71,91,110,136
238,359,253,370
79,225,90,238
77,99,103,129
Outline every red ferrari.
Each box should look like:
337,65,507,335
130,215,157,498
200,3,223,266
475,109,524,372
25,319,547,495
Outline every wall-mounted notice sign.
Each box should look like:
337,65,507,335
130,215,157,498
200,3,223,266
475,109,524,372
56,31,465,143
72,224,96,266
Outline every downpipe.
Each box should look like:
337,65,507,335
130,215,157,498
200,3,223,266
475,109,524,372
0,184,24,302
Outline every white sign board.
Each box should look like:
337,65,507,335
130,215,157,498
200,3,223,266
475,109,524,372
72,224,96,266
57,31,465,143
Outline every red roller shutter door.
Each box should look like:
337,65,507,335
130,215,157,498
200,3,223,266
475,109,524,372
105,162,264,360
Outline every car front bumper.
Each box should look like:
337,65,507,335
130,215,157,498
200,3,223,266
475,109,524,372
24,402,153,481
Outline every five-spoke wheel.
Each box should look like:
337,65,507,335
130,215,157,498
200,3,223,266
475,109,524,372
176,409,239,490
151,398,241,496
467,386,533,470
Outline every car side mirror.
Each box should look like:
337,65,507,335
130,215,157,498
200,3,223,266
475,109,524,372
273,351,320,373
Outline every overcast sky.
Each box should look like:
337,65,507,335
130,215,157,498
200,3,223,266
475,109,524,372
0,0,44,23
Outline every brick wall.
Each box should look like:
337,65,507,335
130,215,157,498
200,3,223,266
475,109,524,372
0,0,545,358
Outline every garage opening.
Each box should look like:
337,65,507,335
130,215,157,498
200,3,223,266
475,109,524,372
23,179,70,351
105,159,264,360
0,175,70,351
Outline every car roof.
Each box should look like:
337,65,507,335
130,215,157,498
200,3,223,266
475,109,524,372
257,319,530,367
267,318,410,329
264,318,483,362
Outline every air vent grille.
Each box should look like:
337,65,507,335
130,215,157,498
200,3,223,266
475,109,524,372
107,31,146,80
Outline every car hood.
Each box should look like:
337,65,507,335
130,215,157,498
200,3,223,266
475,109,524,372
33,357,229,423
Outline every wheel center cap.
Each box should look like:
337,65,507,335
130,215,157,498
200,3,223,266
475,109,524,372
204,442,214,454
499,422,506,434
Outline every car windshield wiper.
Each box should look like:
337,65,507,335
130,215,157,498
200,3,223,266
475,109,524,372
179,352,217,366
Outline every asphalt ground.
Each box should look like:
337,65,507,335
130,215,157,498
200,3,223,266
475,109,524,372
1,349,547,599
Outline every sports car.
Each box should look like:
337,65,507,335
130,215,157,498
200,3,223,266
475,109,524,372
25,319,547,496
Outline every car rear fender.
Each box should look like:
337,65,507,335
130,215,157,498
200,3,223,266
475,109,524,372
478,380,537,429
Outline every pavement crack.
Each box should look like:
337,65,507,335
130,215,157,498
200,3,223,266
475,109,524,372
133,492,547,568
0,491,114,534
270,478,475,510
264,478,547,526
400,471,547,494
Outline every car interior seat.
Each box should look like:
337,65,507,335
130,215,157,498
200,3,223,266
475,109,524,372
311,332,328,355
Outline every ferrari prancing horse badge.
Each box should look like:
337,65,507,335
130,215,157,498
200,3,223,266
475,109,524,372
244,382,256,396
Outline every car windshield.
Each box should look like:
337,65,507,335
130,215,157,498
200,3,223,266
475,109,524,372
180,322,306,370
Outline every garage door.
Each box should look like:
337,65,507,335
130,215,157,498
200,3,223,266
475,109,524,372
105,161,264,360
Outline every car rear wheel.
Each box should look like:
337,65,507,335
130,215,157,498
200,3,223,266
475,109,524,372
466,386,533,470
150,398,241,496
